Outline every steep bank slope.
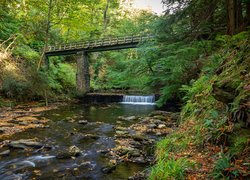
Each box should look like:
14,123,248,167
150,31,250,179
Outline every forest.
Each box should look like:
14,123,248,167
0,0,249,179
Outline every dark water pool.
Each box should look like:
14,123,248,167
0,103,155,179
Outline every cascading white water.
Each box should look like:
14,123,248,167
121,95,155,105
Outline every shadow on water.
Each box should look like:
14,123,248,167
0,103,155,179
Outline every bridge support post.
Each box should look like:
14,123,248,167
45,55,49,69
76,51,90,94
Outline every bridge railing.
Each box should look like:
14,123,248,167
45,34,154,53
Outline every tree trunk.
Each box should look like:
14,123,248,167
226,0,236,35
103,0,110,32
45,0,52,47
245,1,250,26
235,0,244,33
37,0,53,71
226,0,244,35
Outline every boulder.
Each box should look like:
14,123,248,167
56,145,81,159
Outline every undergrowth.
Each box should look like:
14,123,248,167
150,31,250,179
0,41,77,103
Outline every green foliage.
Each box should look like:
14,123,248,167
46,62,76,94
211,129,250,179
13,45,40,61
153,40,213,106
180,31,250,142
229,130,250,156
0,8,20,40
149,132,194,179
150,157,191,180
152,31,250,178
156,134,190,161
212,153,233,179
2,70,49,101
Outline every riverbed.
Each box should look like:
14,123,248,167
0,103,156,179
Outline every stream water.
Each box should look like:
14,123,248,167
0,103,155,179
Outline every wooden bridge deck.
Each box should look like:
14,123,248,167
45,34,154,56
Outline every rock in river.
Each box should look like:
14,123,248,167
8,139,45,149
118,116,137,121
69,145,81,156
101,164,116,174
148,124,157,129
78,120,88,125
157,124,166,129
0,149,10,156
56,145,81,159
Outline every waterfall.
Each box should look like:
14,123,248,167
121,95,155,105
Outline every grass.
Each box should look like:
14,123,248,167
150,157,192,180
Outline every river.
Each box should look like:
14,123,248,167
0,103,155,179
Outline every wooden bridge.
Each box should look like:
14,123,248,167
44,34,154,94
45,34,154,56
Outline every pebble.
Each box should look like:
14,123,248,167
158,124,166,129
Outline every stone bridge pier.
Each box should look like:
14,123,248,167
76,51,90,94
